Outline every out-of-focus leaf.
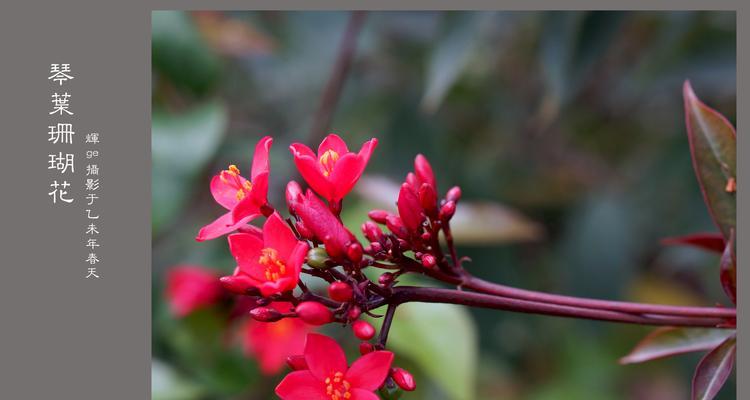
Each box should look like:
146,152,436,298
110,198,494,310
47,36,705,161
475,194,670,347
385,302,477,400
620,327,734,364
152,10,222,96
152,359,204,400
355,175,543,244
692,335,736,400
152,101,228,234
192,11,276,57
540,11,625,107
719,228,736,304
626,276,705,308
661,232,725,254
420,12,487,113
683,81,736,241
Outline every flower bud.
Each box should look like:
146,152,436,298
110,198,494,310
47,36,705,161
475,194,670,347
369,242,383,254
392,368,416,391
398,183,423,232
285,180,303,214
359,342,374,355
378,272,394,286
421,254,436,268
306,247,329,269
362,221,385,243
295,219,314,239
347,242,363,264
285,355,308,371
249,306,283,322
347,305,362,320
328,282,354,302
418,183,438,215
439,200,456,220
446,186,462,203
368,209,391,224
386,215,410,240
352,320,376,340
414,154,437,190
295,301,333,325
219,274,255,295
420,232,431,241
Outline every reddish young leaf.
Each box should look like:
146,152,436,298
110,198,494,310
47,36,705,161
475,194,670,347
683,81,736,241
719,229,736,304
660,232,725,254
620,327,735,365
692,335,736,400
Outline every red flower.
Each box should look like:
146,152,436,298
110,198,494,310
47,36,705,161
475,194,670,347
227,212,308,297
290,134,377,205
243,302,312,375
288,186,358,260
275,333,394,400
165,265,223,317
196,136,273,242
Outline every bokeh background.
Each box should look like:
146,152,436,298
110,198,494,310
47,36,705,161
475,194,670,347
151,10,736,400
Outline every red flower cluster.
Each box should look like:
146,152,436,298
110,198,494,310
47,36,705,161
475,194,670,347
189,133,453,397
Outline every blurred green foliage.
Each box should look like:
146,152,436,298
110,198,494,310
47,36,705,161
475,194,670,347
152,11,736,400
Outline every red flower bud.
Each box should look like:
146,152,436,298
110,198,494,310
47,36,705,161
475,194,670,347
414,154,436,190
386,215,410,240
347,242,363,264
362,221,385,243
368,209,391,224
295,189,357,260
285,180,303,214
347,305,362,320
328,282,354,302
294,219,314,240
392,367,416,391
439,200,456,220
250,306,283,322
421,254,436,268
419,183,438,215
378,272,394,286
352,320,376,340
359,342,374,355
295,301,333,325
369,242,383,254
285,355,308,371
219,273,256,295
446,186,462,203
420,232,431,241
398,183,423,232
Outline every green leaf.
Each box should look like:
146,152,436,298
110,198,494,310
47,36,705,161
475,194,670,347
152,11,222,96
692,335,736,400
152,100,227,234
620,327,735,364
384,302,478,400
683,81,736,241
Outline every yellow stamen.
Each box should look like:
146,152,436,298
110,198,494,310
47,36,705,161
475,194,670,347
228,164,240,175
324,371,351,400
319,149,340,177
259,248,286,282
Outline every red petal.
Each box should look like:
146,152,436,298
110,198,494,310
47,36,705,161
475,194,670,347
318,133,349,157
264,212,300,262
196,212,253,242
357,138,378,166
251,136,273,181
209,175,241,210
291,146,334,201
345,351,394,391
287,241,310,278
275,370,327,400
250,171,269,208
351,388,380,400
258,276,297,297
329,153,365,201
661,232,725,254
228,232,264,274
232,198,262,224
304,333,348,381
